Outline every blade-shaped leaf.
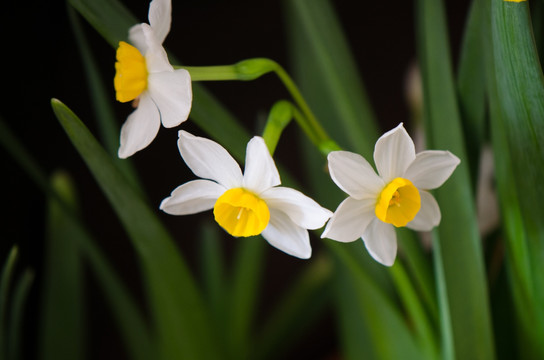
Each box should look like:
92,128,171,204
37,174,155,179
284,0,378,158
483,0,544,356
331,242,425,360
51,99,219,360
416,0,495,359
40,171,86,360
0,247,18,359
0,117,156,360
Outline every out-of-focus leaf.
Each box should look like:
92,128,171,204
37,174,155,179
0,247,18,359
284,0,378,157
416,0,495,359
330,243,425,360
226,238,265,359
0,116,155,360
457,0,487,185
491,0,544,286
51,99,219,359
7,269,33,360
254,254,332,360
483,0,544,356
40,172,85,360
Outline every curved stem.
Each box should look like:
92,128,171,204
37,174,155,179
179,59,341,155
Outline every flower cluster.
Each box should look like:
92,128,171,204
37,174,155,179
114,0,459,265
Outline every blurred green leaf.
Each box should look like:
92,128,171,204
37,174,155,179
7,269,33,360
331,243,425,360
457,0,487,185
51,99,219,359
284,0,378,158
416,0,495,359
483,0,544,356
226,238,265,360
40,171,86,360
0,246,18,359
0,116,156,360
254,254,332,360
491,0,544,290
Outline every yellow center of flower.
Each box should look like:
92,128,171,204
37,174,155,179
375,177,421,227
114,41,148,103
213,188,270,237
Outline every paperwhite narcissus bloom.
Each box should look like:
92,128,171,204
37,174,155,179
114,0,192,159
321,123,460,266
160,131,333,259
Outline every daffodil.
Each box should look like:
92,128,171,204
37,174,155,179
114,0,192,158
160,131,333,259
321,123,460,266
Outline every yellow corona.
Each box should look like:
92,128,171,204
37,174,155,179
214,188,271,237
114,42,148,103
375,178,421,227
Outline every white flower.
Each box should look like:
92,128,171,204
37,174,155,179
114,0,192,158
321,123,460,266
160,131,333,259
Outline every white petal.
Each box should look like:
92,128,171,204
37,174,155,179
261,209,312,259
118,93,160,158
374,123,416,182
260,187,332,229
242,137,280,192
407,190,441,231
362,219,397,266
148,69,192,128
128,24,147,54
148,0,171,45
327,151,384,199
403,150,460,190
142,26,173,73
178,131,243,188
160,179,224,215
321,197,375,242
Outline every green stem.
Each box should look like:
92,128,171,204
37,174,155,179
389,262,439,360
180,58,341,155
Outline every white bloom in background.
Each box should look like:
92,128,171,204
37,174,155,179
114,0,192,158
322,123,460,266
160,131,332,259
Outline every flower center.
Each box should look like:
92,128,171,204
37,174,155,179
114,42,148,103
213,188,270,237
375,177,421,227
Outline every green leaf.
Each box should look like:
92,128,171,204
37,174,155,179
7,269,33,360
226,238,265,360
491,0,544,284
40,171,86,360
416,0,495,359
483,0,544,356
330,243,425,360
0,246,18,359
457,0,487,185
284,0,378,158
0,117,154,360
51,99,219,360
254,254,332,360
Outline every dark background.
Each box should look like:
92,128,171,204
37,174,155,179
1,0,470,358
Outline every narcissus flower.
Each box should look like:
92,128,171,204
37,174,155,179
114,0,192,158
321,123,460,266
160,131,332,259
